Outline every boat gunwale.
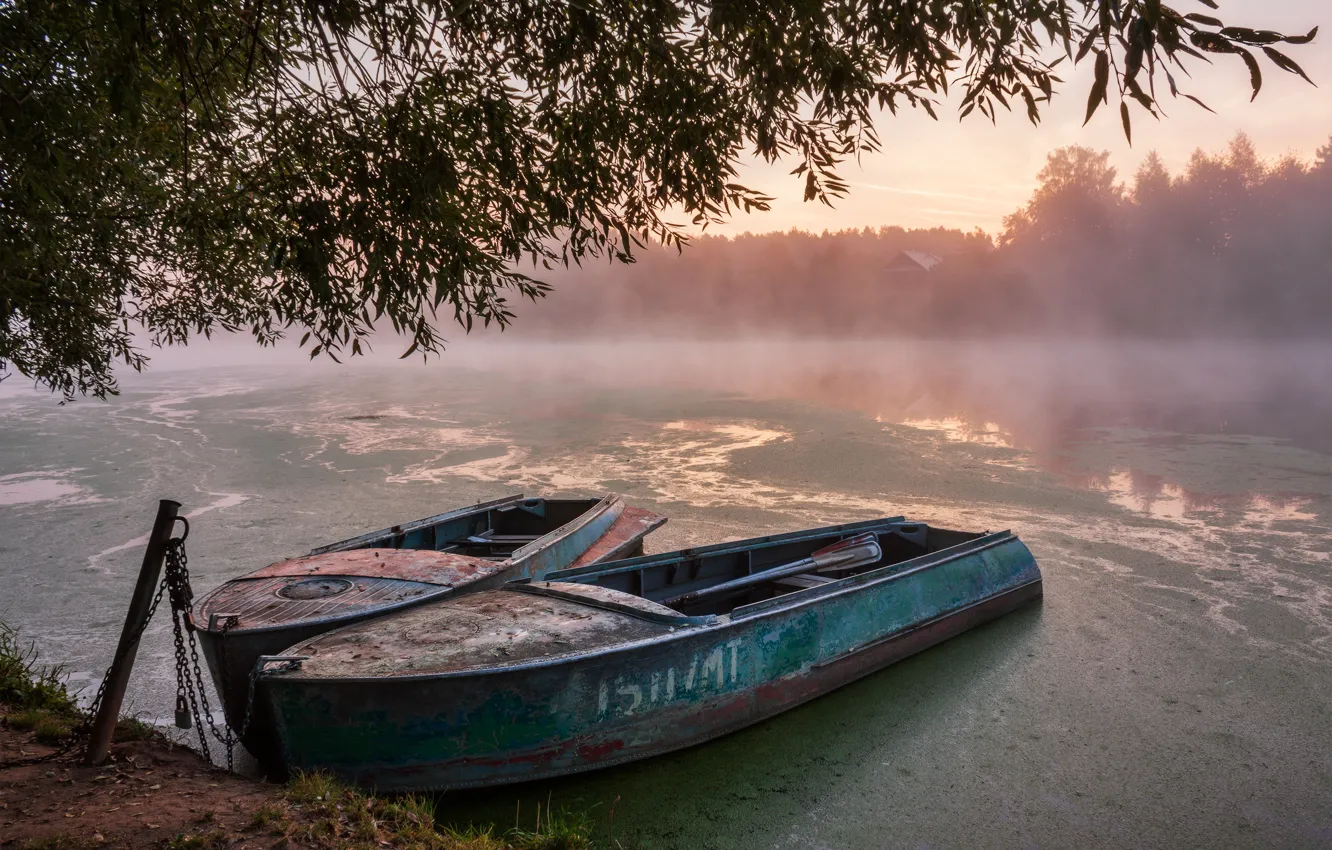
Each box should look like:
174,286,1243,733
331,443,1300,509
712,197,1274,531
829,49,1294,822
728,529,1014,619
192,580,460,637
544,516,909,583
507,494,622,563
308,493,526,555
267,528,1031,682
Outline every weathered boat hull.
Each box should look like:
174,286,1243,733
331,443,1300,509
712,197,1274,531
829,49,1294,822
193,494,661,776
264,524,1041,790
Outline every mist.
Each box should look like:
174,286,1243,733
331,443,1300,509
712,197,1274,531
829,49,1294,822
11,133,1332,468
506,132,1332,340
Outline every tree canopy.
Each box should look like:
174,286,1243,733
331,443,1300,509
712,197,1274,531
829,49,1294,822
1,0,1318,397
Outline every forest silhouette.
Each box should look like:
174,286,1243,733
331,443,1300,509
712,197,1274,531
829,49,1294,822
518,133,1332,338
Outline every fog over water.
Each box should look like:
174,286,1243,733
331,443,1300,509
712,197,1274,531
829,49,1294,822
2,336,1330,847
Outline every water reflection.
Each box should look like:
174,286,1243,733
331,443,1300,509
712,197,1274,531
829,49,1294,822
0,469,101,506
1085,468,1319,525
895,417,1015,449
437,338,1332,525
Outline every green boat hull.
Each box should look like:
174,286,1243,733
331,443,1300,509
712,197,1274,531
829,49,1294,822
265,524,1041,790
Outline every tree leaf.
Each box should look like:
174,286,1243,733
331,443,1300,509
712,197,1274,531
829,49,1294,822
1085,51,1110,125
1183,93,1215,113
1237,47,1262,100
1262,46,1316,86
1284,26,1319,45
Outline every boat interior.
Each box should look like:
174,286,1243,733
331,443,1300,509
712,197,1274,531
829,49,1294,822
311,496,605,561
546,521,988,617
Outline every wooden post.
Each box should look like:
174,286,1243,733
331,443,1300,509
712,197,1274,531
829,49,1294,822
84,499,182,765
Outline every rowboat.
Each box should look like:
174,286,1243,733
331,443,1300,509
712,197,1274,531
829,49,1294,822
192,493,665,774
260,517,1041,790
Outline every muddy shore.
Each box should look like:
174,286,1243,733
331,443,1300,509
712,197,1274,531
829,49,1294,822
1,720,272,848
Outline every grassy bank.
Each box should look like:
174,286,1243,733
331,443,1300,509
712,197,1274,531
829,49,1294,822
185,770,597,850
0,620,82,743
1,621,604,849
0,621,153,748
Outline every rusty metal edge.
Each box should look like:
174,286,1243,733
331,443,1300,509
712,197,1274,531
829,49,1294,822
271,531,1033,682
568,510,668,570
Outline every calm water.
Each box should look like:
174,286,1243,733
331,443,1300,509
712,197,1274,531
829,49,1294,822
1,339,1330,848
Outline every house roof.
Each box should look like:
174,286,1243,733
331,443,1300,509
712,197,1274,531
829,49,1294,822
885,250,944,273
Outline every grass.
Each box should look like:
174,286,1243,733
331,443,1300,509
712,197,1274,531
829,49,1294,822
164,831,230,850
1,620,84,749
194,770,601,850
5,706,74,744
1,619,167,752
112,714,159,742
0,621,79,718
248,802,286,831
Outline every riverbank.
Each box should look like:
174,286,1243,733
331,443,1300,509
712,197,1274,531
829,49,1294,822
2,713,602,850
0,622,600,850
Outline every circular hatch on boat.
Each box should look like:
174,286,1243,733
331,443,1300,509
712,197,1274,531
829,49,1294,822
277,578,355,600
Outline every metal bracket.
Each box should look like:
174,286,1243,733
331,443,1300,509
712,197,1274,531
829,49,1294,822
255,655,310,676
209,612,241,632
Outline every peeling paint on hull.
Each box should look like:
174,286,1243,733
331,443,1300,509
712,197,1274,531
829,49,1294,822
265,527,1042,791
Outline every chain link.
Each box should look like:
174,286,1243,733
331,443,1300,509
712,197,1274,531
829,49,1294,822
162,538,248,772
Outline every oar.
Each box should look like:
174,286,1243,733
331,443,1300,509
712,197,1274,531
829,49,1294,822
662,532,883,608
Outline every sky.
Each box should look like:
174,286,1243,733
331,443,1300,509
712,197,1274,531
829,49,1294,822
708,1,1331,238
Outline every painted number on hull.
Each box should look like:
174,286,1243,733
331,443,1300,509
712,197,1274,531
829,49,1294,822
597,639,743,719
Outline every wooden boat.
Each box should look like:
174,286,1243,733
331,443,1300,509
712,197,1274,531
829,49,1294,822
260,517,1041,790
192,494,665,774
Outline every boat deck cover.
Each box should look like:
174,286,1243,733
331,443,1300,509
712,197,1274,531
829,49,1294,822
195,575,448,631
196,549,501,632
247,548,496,585
283,586,675,678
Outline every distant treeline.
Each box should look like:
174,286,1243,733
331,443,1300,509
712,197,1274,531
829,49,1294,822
515,133,1332,338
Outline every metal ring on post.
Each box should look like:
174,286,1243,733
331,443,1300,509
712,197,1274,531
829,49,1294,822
172,515,191,542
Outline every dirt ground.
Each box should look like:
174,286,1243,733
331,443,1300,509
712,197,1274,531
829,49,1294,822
0,718,275,849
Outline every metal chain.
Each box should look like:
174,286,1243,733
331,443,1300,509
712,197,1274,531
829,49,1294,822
161,538,246,772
